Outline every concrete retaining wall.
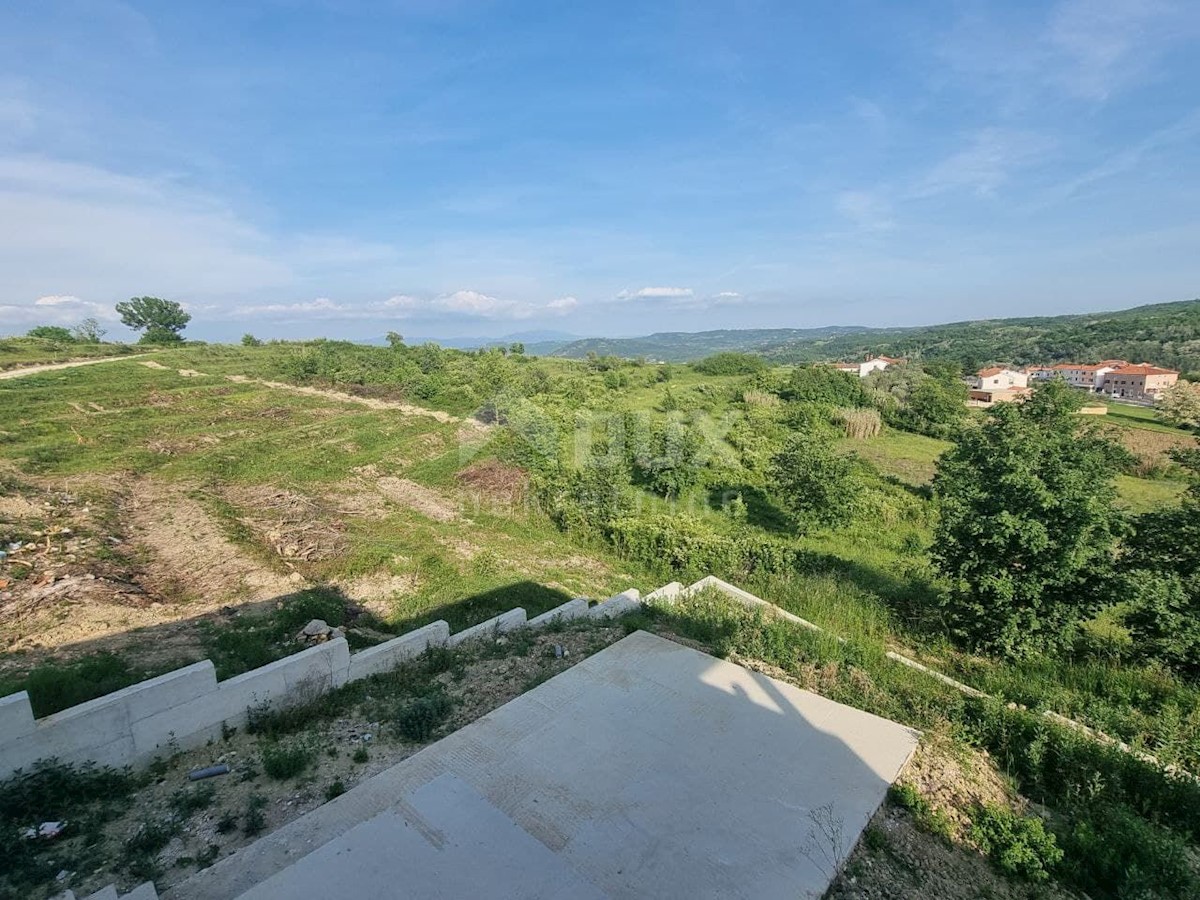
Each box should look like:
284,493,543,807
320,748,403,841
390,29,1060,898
1,590,649,781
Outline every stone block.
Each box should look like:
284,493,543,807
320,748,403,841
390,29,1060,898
0,691,35,741
588,589,642,619
121,882,159,900
346,621,450,683
644,582,682,603
528,599,588,628
448,608,527,647
115,662,218,724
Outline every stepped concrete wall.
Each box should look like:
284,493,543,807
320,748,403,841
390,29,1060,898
0,589,645,781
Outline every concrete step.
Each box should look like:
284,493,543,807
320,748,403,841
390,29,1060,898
587,588,641,619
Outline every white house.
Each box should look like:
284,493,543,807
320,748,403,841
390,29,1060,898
971,367,1029,391
832,356,905,378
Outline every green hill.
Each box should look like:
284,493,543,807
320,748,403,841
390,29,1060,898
550,298,1200,373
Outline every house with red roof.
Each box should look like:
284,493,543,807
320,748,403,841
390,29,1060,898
1099,364,1179,400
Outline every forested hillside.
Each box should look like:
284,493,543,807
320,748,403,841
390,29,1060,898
552,299,1200,374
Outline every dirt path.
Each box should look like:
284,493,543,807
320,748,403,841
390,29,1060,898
0,353,150,379
221,374,485,428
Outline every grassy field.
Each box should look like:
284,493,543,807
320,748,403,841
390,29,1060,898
2,345,1199,899
0,354,655,693
0,337,138,370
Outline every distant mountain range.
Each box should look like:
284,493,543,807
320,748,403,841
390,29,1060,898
547,299,1200,373
361,330,584,353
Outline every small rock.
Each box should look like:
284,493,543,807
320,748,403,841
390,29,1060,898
300,619,332,640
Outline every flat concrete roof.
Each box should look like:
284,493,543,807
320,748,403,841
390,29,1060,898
169,631,918,900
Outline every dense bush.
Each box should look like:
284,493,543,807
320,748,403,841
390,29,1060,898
607,514,815,579
1055,801,1199,900
690,352,768,376
969,803,1062,882
781,366,870,407
770,432,866,525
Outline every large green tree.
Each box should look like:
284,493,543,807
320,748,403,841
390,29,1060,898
115,296,190,343
930,381,1127,656
1121,449,1200,677
769,431,864,526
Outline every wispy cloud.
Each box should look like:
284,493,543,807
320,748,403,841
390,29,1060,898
939,0,1199,104
616,286,694,300
836,191,895,231
910,128,1056,198
344,291,578,321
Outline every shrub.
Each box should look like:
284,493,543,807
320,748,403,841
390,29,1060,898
242,794,267,836
11,652,142,718
691,352,768,376
260,741,314,780
969,803,1062,882
1057,801,1198,900
770,432,865,525
395,692,453,742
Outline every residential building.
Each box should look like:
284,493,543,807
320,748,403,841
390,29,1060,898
970,367,1029,391
969,386,1032,406
1098,364,1179,400
832,355,905,378
1025,360,1129,391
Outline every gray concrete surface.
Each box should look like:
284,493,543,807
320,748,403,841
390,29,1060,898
170,631,918,900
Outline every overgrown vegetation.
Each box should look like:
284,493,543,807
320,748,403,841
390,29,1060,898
2,329,1198,898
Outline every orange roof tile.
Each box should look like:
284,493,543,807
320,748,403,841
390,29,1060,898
1106,364,1179,377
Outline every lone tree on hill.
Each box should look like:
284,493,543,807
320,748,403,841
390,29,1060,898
72,317,106,342
115,296,190,344
930,380,1128,656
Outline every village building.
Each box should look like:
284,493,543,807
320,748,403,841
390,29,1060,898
831,355,905,378
967,366,1031,405
1098,364,1180,400
1026,360,1127,391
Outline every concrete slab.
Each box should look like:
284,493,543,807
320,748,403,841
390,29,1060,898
168,631,918,900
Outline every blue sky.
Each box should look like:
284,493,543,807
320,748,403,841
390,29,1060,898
1,0,1198,342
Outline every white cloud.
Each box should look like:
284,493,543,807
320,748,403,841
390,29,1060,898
911,129,1055,198
0,294,117,332
836,191,895,231
229,297,350,318
0,155,296,303
546,296,578,312
616,286,694,300
715,291,741,298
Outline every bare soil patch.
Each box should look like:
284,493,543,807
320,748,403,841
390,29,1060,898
219,485,348,562
375,476,460,522
339,571,420,617
0,476,304,670
456,459,528,507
